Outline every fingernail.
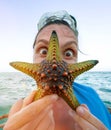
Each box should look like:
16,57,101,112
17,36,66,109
77,106,85,115
51,94,59,100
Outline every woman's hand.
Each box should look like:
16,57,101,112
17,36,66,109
69,104,108,130
4,90,108,130
4,91,58,130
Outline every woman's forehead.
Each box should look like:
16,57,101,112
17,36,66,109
37,24,77,40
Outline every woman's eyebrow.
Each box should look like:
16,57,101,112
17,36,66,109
37,39,49,45
33,39,49,49
63,41,78,47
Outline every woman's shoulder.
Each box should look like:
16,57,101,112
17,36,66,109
72,82,98,95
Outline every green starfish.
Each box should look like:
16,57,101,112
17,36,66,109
10,30,98,110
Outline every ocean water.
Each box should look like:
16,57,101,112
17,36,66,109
0,71,111,128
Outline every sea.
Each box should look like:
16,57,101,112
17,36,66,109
0,71,111,129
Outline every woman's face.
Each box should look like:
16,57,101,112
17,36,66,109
33,24,78,64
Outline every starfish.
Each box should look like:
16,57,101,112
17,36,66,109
10,30,98,110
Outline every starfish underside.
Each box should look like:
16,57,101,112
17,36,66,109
10,31,98,110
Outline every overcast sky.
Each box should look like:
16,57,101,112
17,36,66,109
0,0,111,72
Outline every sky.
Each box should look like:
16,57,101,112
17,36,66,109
0,0,111,72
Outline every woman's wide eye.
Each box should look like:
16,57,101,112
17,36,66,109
39,48,48,56
64,49,74,58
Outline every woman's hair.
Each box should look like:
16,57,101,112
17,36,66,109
33,10,78,48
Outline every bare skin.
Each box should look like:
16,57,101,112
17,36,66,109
4,24,108,130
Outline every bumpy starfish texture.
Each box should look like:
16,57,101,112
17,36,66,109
10,31,98,110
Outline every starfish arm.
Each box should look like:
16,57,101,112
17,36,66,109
68,60,99,79
67,87,80,109
46,31,62,62
60,87,80,110
10,61,40,80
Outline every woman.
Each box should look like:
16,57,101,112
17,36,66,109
4,10,111,130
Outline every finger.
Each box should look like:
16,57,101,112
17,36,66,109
9,90,37,117
73,123,82,130
20,104,53,130
47,117,55,130
46,109,55,130
76,106,107,130
4,94,58,130
22,90,37,108
69,110,98,130
9,99,23,117
36,109,54,130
